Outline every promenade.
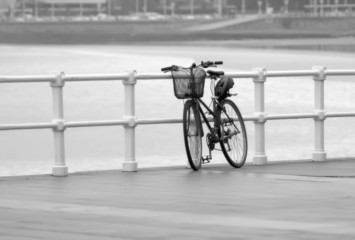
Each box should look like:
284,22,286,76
1,159,355,239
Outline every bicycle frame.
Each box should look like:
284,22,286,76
192,74,225,143
193,75,241,145
195,98,220,141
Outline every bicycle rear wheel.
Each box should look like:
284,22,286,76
217,99,248,168
183,100,202,171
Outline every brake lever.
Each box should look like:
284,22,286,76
201,61,212,68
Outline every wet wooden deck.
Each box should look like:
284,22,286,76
1,159,355,240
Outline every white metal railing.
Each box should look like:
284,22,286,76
1,67,355,176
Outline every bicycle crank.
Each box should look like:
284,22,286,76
206,133,215,150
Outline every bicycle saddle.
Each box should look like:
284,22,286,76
207,70,224,77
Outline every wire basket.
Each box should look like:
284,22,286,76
172,67,206,99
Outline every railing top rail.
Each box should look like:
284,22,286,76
0,75,55,83
65,73,130,82
1,69,355,84
136,73,170,80
326,70,355,76
266,70,319,78
127,69,355,80
0,73,130,83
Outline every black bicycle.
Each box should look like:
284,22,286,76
161,61,248,171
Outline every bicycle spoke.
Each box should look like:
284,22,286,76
183,100,202,170
218,99,248,168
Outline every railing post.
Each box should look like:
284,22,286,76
50,72,68,176
122,70,138,172
312,66,327,161
252,68,268,165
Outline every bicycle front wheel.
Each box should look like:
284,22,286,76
183,100,202,171
217,99,248,168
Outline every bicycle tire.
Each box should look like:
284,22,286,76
216,99,248,168
183,100,202,171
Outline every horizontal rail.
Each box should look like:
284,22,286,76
0,122,56,131
2,69,355,84
267,70,319,78
136,118,182,125
65,120,127,128
3,112,355,131
327,112,355,118
65,73,129,82
0,75,55,83
0,120,127,130
267,113,318,120
136,73,171,80
325,70,355,76
223,72,259,78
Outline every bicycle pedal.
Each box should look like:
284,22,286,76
202,159,210,164
201,156,211,164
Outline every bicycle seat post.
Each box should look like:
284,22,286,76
210,75,218,112
209,75,215,98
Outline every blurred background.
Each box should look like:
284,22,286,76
0,0,333,20
1,0,355,44
1,0,355,176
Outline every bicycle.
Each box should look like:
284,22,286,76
161,61,248,171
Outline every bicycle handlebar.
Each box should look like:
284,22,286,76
161,61,223,72
201,61,223,68
161,66,173,72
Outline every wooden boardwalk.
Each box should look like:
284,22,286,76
1,159,355,240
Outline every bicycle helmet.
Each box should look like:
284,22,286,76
215,76,234,101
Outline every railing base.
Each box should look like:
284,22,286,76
313,152,327,161
52,166,68,177
122,161,138,172
253,155,268,165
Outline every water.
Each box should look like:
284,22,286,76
1,43,355,176
272,44,355,54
